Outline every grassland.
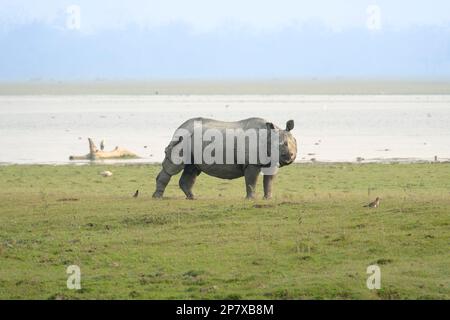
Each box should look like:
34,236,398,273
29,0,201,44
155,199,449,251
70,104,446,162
0,163,449,300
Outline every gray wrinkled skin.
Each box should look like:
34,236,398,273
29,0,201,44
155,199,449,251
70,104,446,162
152,117,297,199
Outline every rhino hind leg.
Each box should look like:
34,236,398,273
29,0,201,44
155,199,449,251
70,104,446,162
179,165,201,200
152,169,172,198
152,155,185,199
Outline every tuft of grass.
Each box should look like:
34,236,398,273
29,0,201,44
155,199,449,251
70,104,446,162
0,163,449,299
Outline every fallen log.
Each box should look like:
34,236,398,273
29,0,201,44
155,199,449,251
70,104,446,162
69,138,139,160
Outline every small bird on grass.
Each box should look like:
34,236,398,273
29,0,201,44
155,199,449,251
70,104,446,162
364,197,381,208
133,190,139,198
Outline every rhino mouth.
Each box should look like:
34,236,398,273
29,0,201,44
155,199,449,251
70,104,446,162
279,157,294,167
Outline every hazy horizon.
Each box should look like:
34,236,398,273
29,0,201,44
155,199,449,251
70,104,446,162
1,79,450,95
1,0,450,81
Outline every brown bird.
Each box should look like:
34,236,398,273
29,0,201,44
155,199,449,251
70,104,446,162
133,190,139,198
364,197,381,208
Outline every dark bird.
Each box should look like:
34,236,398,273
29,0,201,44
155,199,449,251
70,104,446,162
100,140,105,151
133,190,139,198
364,197,381,208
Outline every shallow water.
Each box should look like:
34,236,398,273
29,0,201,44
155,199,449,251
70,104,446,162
0,95,449,164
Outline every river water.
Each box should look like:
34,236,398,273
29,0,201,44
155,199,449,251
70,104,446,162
0,95,449,164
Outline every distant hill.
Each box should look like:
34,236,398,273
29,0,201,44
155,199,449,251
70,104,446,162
0,22,449,80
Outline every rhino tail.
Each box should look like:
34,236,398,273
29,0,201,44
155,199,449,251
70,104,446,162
164,135,186,155
161,134,190,176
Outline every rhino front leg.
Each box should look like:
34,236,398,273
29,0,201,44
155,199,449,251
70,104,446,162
263,174,276,199
179,165,201,200
152,169,172,198
244,165,261,199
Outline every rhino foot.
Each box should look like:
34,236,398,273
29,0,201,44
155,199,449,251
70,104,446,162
152,192,163,199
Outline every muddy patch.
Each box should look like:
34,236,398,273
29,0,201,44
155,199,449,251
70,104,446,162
253,204,275,209
57,198,79,202
122,214,170,226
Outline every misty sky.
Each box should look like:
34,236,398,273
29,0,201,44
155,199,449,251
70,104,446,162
0,0,449,80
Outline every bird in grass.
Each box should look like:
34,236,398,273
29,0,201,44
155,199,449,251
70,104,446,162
363,197,381,208
100,140,105,151
133,190,139,198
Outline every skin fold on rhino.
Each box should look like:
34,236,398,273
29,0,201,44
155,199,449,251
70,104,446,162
152,117,297,199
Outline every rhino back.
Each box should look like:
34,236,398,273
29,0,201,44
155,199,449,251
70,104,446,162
177,117,270,133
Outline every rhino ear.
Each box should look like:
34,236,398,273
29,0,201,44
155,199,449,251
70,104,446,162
286,120,294,131
266,122,275,130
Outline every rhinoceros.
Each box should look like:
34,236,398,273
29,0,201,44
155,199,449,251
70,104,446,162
152,117,297,199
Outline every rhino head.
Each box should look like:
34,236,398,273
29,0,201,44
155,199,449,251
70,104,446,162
267,120,297,167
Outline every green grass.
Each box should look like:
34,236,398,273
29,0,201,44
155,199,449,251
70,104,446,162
0,163,449,300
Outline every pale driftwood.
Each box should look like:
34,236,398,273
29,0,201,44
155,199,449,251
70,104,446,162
69,138,139,160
